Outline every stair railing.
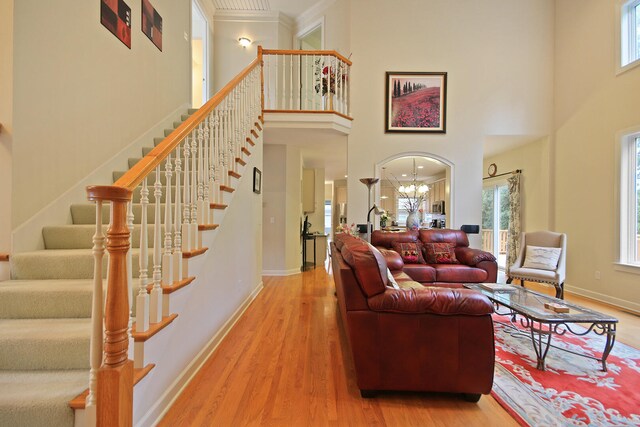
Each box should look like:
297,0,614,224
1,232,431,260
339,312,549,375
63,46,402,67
84,53,263,426
261,48,352,118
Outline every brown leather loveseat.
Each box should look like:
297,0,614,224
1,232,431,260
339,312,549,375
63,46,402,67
331,233,495,401
372,229,498,286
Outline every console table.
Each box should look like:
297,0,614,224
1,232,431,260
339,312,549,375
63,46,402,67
302,233,328,271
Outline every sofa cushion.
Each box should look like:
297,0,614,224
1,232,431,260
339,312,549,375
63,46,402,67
455,247,496,265
340,240,388,297
419,229,469,247
378,247,404,271
432,264,488,283
423,242,459,264
392,241,426,264
367,287,494,315
402,264,437,282
371,230,418,249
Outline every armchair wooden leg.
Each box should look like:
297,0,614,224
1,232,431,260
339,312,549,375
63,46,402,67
506,277,513,284
520,279,525,287
555,283,564,300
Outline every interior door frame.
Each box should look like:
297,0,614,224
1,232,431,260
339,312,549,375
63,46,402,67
294,16,325,49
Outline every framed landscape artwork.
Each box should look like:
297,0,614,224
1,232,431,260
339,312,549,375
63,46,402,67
385,72,447,133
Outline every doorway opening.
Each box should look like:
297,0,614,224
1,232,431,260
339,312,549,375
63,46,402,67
377,154,451,230
191,1,208,108
482,182,509,270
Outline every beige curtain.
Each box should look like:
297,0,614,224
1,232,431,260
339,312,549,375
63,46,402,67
506,173,521,274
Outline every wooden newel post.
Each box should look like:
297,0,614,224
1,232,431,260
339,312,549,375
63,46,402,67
87,186,134,427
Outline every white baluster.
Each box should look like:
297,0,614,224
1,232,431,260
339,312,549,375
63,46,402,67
281,54,285,110
289,54,293,110
136,178,149,333
204,115,212,224
85,201,105,422
162,154,173,288
304,55,308,110
182,137,192,252
190,132,199,249
265,55,271,109
173,148,183,282
149,166,163,324
196,124,205,225
296,54,301,110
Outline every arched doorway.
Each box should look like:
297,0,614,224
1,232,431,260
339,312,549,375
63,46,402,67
375,153,453,230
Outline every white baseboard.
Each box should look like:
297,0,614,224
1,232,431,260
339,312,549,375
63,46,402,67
12,103,191,253
262,268,301,276
135,281,264,427
565,284,640,314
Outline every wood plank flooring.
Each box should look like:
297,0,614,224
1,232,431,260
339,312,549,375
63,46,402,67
159,267,638,427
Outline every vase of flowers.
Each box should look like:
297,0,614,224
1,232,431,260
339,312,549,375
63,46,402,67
380,212,391,228
314,59,347,111
406,211,420,230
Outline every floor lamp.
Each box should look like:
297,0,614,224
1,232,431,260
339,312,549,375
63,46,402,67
359,178,379,242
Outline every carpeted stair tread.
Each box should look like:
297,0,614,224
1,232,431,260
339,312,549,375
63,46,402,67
0,280,93,319
0,369,88,427
43,224,163,249
71,203,168,225
11,249,150,280
0,319,90,370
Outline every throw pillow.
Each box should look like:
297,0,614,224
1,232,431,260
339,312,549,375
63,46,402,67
386,268,401,290
423,242,459,264
522,245,561,271
391,242,426,264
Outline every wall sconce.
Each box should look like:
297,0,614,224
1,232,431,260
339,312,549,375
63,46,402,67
238,37,252,48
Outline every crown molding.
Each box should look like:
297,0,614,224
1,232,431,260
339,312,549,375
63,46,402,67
213,10,294,29
295,0,338,28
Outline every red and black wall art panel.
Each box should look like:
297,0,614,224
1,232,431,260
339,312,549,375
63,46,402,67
142,0,163,51
101,0,132,48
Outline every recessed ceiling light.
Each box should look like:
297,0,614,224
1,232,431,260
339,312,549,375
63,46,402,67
344,175,348,178
401,174,407,177
417,165,424,169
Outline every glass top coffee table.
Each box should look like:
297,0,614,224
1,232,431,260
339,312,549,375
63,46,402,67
464,283,618,371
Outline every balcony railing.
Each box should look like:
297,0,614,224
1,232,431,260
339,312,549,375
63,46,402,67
261,48,352,118
481,229,508,254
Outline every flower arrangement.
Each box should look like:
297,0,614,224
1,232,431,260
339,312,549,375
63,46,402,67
336,222,357,235
314,58,347,95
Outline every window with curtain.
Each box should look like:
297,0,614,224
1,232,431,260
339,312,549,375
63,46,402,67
620,132,640,266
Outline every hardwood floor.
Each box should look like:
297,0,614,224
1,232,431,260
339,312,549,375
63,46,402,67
159,268,638,426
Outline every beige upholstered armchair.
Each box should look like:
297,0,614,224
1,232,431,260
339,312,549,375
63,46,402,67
507,231,567,299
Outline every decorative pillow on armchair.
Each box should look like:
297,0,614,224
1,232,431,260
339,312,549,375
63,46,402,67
423,242,459,264
523,245,561,271
391,242,426,264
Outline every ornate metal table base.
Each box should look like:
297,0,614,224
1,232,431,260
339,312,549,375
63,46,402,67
500,308,617,372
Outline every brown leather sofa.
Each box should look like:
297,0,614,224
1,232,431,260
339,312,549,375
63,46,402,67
331,233,495,401
372,229,498,286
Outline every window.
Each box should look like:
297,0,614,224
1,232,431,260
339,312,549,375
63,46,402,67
324,200,332,236
619,131,640,266
620,0,640,69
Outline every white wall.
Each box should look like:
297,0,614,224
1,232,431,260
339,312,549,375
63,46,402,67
12,0,191,228
307,168,326,234
212,12,293,92
554,0,640,310
483,138,551,233
0,0,13,279
347,0,554,238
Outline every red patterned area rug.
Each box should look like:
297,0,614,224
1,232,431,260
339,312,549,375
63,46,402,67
491,314,640,426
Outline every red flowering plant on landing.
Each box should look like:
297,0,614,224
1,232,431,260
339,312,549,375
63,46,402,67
314,58,348,95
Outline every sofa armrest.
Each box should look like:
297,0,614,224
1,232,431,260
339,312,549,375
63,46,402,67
377,246,404,271
367,288,493,315
455,247,496,266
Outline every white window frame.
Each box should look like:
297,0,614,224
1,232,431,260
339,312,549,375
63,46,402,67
617,127,640,272
617,0,640,73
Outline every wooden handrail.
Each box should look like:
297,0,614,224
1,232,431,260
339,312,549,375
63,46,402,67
0,253,9,262
261,49,352,66
113,56,262,191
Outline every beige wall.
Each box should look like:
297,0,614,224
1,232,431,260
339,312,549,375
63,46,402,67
306,168,326,234
213,13,293,92
347,0,554,238
483,137,551,233
554,0,640,310
0,0,13,278
296,0,351,56
12,0,190,228
262,144,302,274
